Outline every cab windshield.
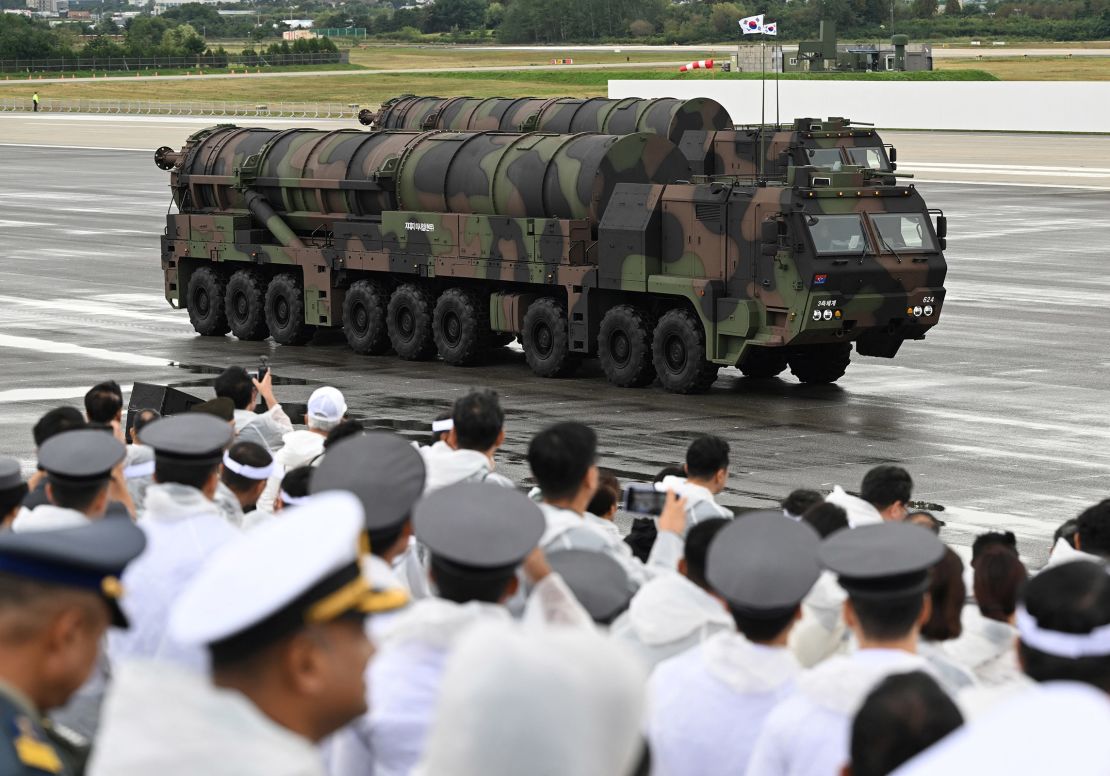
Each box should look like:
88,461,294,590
807,214,870,255
869,213,937,252
805,148,845,169
847,147,891,171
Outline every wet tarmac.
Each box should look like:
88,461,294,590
1,144,1107,564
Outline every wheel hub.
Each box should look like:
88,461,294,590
275,298,290,326
535,323,553,356
398,308,415,337
444,311,461,346
196,288,210,316
234,292,248,319
665,335,687,372
354,304,368,333
610,330,630,366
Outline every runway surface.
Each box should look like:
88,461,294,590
0,133,1107,565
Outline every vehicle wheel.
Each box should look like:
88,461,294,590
521,298,579,378
186,266,229,336
788,343,852,384
224,269,269,341
264,273,315,346
433,287,489,366
342,279,390,355
598,304,655,387
387,283,436,361
738,346,789,379
652,309,719,394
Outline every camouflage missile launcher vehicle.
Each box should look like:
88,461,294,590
155,125,947,393
360,94,896,178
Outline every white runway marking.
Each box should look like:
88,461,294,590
0,333,170,367
0,295,189,325
0,384,135,402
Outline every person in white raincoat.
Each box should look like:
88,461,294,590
214,442,274,528
326,483,593,776
655,435,734,532
414,621,648,776
528,422,686,588
12,430,125,534
418,390,513,493
108,415,239,672
896,560,1110,775
825,465,913,528
747,522,946,776
214,366,294,453
89,492,406,776
610,518,735,668
648,512,822,776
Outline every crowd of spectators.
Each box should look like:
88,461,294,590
0,371,1108,776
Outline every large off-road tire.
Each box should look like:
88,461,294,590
788,343,852,384
186,266,229,336
224,269,270,341
738,346,789,379
387,283,437,361
598,304,656,387
652,309,719,394
264,273,316,346
433,287,489,366
521,298,580,378
342,279,391,355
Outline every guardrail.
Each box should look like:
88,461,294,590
0,98,366,120
0,52,349,74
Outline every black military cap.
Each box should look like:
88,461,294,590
310,433,426,535
414,483,544,569
139,414,233,464
0,517,146,627
547,549,633,624
38,430,126,485
819,522,946,600
707,511,822,613
0,458,24,491
191,397,235,422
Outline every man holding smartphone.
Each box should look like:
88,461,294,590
213,366,293,453
656,435,734,533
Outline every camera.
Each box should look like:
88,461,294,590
622,483,667,516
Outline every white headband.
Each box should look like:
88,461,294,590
222,451,274,481
432,418,454,433
1016,606,1110,659
279,490,309,506
123,461,155,480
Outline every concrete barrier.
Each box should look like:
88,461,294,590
608,80,1110,133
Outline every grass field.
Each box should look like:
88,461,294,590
936,55,1110,79
0,67,1000,104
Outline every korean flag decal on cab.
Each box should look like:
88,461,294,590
813,274,828,286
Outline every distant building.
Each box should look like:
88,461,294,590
781,21,932,72
281,18,314,28
26,0,68,15
282,29,315,39
66,9,91,18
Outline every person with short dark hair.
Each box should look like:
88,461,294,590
918,548,976,693
333,483,591,776
0,460,28,530
420,389,513,492
649,513,822,776
971,531,1017,565
214,442,274,528
121,409,160,514
427,410,453,447
213,366,293,453
784,489,823,520
895,560,1110,775
89,493,404,776
611,518,734,667
110,415,238,671
844,671,963,776
324,419,364,450
530,422,687,589
656,435,734,532
945,546,1028,687
24,407,86,510
803,502,849,539
827,466,913,527
0,519,145,776
907,510,945,534
749,523,945,776
586,470,621,522
84,381,123,425
1073,499,1110,560
13,430,126,533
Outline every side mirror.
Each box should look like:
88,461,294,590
936,215,947,239
889,146,898,163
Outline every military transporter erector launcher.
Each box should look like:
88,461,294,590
154,124,947,394
358,94,900,178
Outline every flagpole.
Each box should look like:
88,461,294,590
760,35,766,180
775,44,780,126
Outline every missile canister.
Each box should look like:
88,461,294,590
166,125,690,225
